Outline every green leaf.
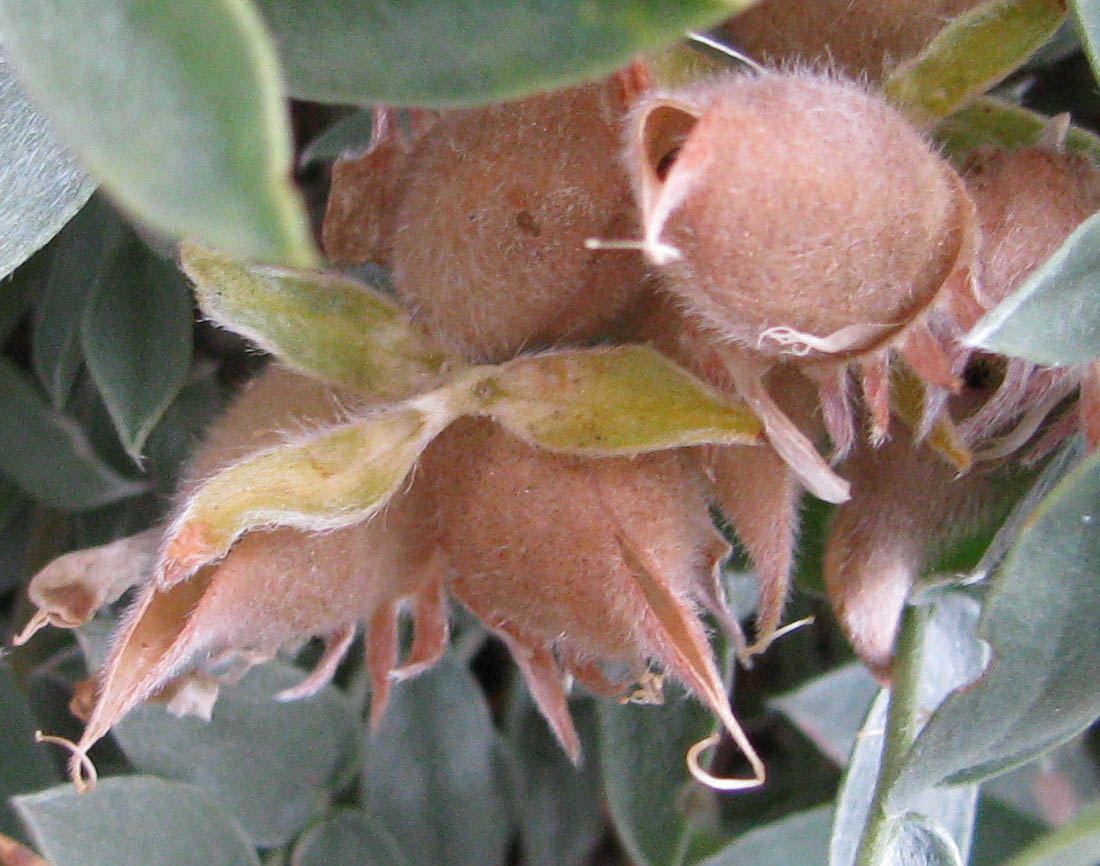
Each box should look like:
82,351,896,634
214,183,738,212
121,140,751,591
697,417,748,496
598,680,718,866
0,665,60,844
0,358,146,509
0,0,317,267
967,210,1100,365
884,0,1066,126
254,0,749,107
361,656,511,866
890,450,1100,801
13,776,261,866
299,110,375,168
181,245,455,399
157,401,451,585
1075,0,1100,93
696,805,834,866
104,661,357,847
32,196,127,409
484,346,764,456
0,244,49,346
1000,798,1100,866
81,235,194,462
504,697,602,866
769,663,879,766
934,97,1100,163
0,48,95,280
970,798,1047,866
292,811,410,866
833,596,986,866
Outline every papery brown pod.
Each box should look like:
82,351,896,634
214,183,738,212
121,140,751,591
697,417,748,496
389,75,653,362
41,366,448,788
721,0,984,80
624,71,980,498
419,417,764,786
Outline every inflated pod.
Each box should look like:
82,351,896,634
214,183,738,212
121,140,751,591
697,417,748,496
390,79,651,362
722,0,983,81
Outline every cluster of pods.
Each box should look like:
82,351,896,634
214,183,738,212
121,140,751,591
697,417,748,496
18,7,1100,792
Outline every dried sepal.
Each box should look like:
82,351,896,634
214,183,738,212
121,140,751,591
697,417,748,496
421,418,764,786
13,528,160,645
482,345,764,456
181,243,459,399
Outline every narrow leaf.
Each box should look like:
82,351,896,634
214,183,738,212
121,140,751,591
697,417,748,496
0,358,146,509
158,403,450,585
484,345,764,456
254,0,749,107
598,680,717,866
0,48,95,280
13,777,260,866
934,97,1100,163
181,245,455,399
292,811,409,866
32,196,126,408
362,657,511,866
0,665,59,844
80,236,193,462
697,805,834,866
968,211,1100,365
884,0,1066,127
1001,799,1100,866
890,451,1100,802
0,0,317,267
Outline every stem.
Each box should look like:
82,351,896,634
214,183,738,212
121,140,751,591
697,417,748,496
854,603,930,866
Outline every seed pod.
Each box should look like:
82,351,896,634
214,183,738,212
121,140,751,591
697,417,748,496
420,417,764,785
390,78,650,362
625,71,979,487
722,0,983,81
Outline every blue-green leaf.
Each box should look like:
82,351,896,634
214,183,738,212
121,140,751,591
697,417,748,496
696,805,834,866
0,665,59,844
1001,799,1100,866
292,811,410,866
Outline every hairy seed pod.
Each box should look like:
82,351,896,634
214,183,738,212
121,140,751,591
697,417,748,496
391,79,650,362
722,0,983,81
627,71,971,362
418,417,762,777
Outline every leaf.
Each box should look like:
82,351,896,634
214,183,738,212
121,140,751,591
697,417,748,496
967,210,1100,365
889,451,1100,802
0,48,95,281
361,656,511,866
695,805,834,866
0,244,48,346
484,346,764,456
1076,0,1100,96
13,776,260,866
999,798,1100,866
970,798,1047,866
157,402,451,586
831,596,986,866
99,656,357,847
32,196,127,409
769,663,880,766
598,680,718,866
291,811,409,866
505,697,603,866
884,0,1066,127
934,97,1100,163
299,109,375,168
0,0,317,267
254,0,749,107
81,235,193,462
181,245,455,399
893,814,965,866
0,665,59,845
0,358,146,509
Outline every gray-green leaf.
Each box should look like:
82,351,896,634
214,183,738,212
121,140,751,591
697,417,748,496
292,811,410,866
81,235,193,462
0,358,146,509
1000,799,1100,866
968,210,1100,365
890,450,1100,801
255,0,749,107
0,48,95,280
13,776,260,866
696,805,834,866
0,665,59,844
0,0,317,267
361,656,511,866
